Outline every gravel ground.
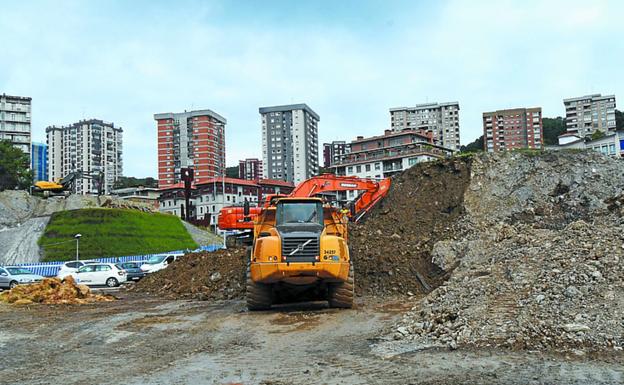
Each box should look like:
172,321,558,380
0,293,621,385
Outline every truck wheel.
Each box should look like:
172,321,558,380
246,265,272,311
328,264,354,308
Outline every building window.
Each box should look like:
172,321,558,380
365,164,371,172
356,165,362,173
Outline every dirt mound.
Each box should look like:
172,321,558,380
351,157,472,297
383,151,624,353
132,248,247,300
0,276,115,305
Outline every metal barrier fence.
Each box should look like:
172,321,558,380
12,244,224,277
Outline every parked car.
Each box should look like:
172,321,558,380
0,267,44,290
69,263,127,287
140,254,183,274
118,262,145,282
57,260,99,280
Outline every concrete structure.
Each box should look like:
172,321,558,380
548,131,624,158
259,104,319,184
564,94,616,137
111,186,161,209
238,158,262,181
46,119,123,194
158,177,294,226
389,102,461,151
322,141,350,168
155,109,226,188
0,94,32,158
482,107,543,152
31,142,48,182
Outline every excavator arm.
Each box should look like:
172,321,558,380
288,175,391,222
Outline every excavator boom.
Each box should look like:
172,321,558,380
217,175,391,231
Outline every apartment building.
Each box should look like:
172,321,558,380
322,141,350,168
389,102,461,151
482,107,543,152
31,142,48,182
0,94,32,158
46,119,123,194
159,177,294,226
154,109,226,188
564,94,616,137
259,104,319,185
238,158,262,181
331,129,450,179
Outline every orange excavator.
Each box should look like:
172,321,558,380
217,175,391,233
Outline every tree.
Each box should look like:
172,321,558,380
460,135,484,152
591,130,606,140
225,166,239,178
0,140,32,191
542,117,567,145
616,109,623,130
113,176,158,189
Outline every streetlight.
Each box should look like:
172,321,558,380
75,233,82,261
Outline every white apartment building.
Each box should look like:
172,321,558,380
46,119,123,194
0,94,32,158
390,102,461,151
564,94,616,137
259,104,319,185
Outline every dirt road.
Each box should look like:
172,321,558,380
1,292,622,385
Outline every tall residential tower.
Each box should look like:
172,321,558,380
482,107,543,152
46,119,123,194
564,94,616,137
389,102,461,151
0,93,32,158
259,104,319,184
154,109,226,188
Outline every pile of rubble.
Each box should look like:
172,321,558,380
0,276,115,305
386,151,624,353
132,248,247,300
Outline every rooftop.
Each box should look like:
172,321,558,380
563,94,616,103
259,103,320,120
154,109,227,124
389,102,459,112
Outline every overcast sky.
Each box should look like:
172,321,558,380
1,0,622,177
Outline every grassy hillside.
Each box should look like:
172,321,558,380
39,208,198,261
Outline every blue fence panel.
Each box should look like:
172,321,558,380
12,244,224,277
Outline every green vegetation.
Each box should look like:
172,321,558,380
0,140,32,191
226,166,239,178
543,117,566,145
113,176,158,189
39,208,198,261
591,130,606,140
460,135,484,152
616,109,623,130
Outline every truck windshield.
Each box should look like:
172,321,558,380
278,202,322,226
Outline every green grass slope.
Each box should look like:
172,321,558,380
39,208,198,261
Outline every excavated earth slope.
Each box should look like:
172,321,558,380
383,151,624,353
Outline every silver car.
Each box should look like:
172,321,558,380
0,267,45,290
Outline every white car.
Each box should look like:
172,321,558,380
69,263,127,287
57,260,99,280
140,254,183,274
0,267,44,290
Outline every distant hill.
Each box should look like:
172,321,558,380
39,208,198,261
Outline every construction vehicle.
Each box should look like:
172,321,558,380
32,171,104,197
243,175,391,310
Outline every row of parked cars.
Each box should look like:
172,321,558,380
0,253,183,290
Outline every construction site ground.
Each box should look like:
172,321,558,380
0,291,622,385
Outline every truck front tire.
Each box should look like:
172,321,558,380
328,264,354,308
246,265,273,311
